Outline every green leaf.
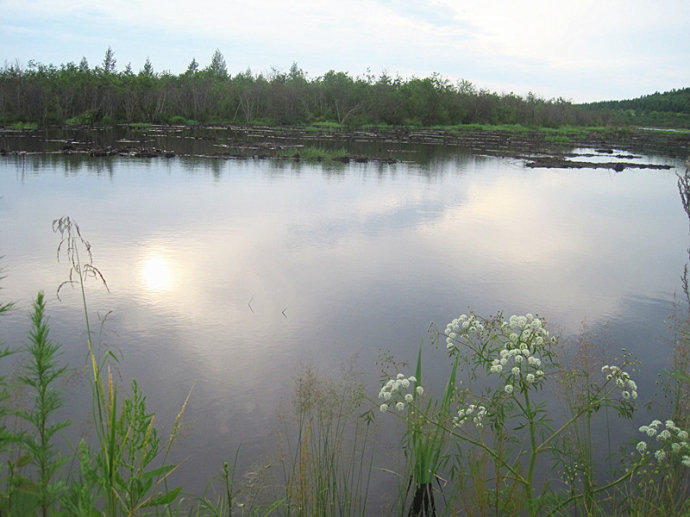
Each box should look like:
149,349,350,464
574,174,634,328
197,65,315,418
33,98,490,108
144,486,182,507
141,463,175,481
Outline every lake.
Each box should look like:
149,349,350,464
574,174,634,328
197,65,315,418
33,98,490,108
0,145,688,503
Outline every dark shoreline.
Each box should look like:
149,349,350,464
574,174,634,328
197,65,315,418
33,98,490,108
1,124,688,170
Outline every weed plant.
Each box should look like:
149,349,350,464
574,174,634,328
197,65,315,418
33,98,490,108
378,312,690,516
15,292,70,515
280,146,348,162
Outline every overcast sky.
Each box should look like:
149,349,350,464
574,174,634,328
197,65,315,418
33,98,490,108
1,0,688,103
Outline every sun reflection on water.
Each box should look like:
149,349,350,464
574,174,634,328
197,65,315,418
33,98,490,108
141,255,173,291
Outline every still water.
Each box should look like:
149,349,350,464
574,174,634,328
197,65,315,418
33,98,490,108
0,149,688,496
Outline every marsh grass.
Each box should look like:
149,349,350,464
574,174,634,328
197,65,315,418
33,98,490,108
544,135,572,144
276,365,375,516
10,121,39,130
306,121,344,132
65,111,98,126
168,116,200,126
279,146,348,162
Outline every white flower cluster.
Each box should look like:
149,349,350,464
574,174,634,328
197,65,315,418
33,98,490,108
637,419,690,467
378,373,424,413
601,365,638,400
453,403,487,429
503,314,550,349
445,314,484,352
488,314,548,394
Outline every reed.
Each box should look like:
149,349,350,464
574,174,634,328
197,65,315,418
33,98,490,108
277,365,375,516
52,216,185,515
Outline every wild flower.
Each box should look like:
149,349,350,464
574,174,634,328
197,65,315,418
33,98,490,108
657,429,672,441
453,403,487,429
601,364,638,400
378,373,423,413
486,314,551,395
636,418,690,467
445,313,485,352
640,425,656,436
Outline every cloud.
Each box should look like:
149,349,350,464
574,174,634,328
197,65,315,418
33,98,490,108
437,0,690,69
1,0,688,100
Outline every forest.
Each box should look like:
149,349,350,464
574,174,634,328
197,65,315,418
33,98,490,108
1,48,689,129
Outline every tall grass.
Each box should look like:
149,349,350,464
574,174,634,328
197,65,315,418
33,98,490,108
52,216,186,516
278,365,375,516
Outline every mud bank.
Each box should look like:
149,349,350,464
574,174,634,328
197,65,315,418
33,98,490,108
1,125,688,168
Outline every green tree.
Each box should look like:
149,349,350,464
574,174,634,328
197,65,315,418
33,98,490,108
186,58,199,75
101,47,116,74
206,49,227,79
140,57,154,77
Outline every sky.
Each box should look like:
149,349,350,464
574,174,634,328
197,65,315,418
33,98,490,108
1,0,688,103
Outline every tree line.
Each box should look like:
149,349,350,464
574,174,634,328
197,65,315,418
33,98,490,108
585,88,690,115
581,88,690,128
1,48,687,128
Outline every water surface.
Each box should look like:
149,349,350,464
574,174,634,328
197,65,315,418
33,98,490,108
0,149,687,496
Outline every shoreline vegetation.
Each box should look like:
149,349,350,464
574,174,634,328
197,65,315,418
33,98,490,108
1,49,689,132
2,124,689,170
